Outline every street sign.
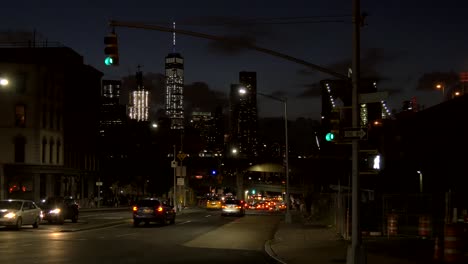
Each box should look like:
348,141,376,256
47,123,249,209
343,127,367,139
171,161,178,168
176,166,186,177
359,91,389,104
177,177,184,186
96,181,103,186
177,152,187,161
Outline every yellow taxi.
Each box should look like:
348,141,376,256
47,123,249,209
206,198,222,210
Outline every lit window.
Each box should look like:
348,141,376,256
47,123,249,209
15,104,26,127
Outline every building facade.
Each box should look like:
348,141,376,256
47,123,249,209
229,71,258,158
128,69,149,122
165,53,184,130
0,44,102,202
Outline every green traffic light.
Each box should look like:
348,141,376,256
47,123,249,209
104,57,113,66
325,132,335,142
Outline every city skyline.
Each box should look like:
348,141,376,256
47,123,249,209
1,0,468,120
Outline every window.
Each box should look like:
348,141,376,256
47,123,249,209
42,138,47,163
49,138,55,164
56,110,61,130
56,141,61,164
14,136,26,163
49,107,54,129
15,104,26,127
15,72,27,94
42,105,47,129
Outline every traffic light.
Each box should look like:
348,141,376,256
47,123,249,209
325,132,336,142
104,32,119,66
325,109,341,142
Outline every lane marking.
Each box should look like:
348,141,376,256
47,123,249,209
205,215,211,217
176,220,191,225
115,233,137,237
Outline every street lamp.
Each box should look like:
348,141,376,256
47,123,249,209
238,87,292,224
436,83,445,101
0,77,9,87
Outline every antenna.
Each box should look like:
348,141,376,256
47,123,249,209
172,21,176,53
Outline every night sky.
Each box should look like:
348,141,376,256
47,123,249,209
1,0,468,120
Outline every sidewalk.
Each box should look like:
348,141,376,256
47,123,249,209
264,211,433,264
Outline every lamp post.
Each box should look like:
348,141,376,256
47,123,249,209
238,87,291,224
0,77,9,87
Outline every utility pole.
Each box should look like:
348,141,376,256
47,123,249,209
173,144,177,212
348,0,366,263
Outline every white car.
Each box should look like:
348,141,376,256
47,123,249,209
0,199,43,230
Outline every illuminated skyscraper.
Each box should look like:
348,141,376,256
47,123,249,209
229,71,258,157
128,67,149,122
165,22,184,130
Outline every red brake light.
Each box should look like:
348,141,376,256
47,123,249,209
132,206,138,212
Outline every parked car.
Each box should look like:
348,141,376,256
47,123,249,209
0,199,43,230
132,198,176,227
40,196,79,224
221,199,246,216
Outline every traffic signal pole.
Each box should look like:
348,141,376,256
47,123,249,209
347,0,366,263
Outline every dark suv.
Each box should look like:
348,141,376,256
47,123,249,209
132,198,175,227
40,196,79,224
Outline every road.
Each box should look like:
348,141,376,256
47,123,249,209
0,207,283,264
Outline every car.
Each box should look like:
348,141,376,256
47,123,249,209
40,196,79,224
132,198,175,227
0,199,43,230
221,199,246,216
206,198,222,210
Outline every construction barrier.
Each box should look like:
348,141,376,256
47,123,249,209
387,213,398,236
444,223,464,263
418,215,431,238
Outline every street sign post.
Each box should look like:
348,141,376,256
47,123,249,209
177,152,186,161
342,127,367,140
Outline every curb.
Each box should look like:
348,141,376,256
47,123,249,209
264,239,288,264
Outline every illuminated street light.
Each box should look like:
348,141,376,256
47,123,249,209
435,83,445,101
0,77,9,87
238,87,291,224
151,123,158,128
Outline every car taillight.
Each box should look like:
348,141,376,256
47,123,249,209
132,206,138,212
156,206,163,212
222,205,226,208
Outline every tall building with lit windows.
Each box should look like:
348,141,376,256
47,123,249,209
320,79,392,129
165,52,184,129
229,71,258,157
128,68,149,122
165,22,184,130
100,80,126,135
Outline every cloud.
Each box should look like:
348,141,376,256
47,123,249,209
184,81,229,112
416,71,460,91
297,48,404,98
297,82,322,98
297,48,401,80
177,16,274,55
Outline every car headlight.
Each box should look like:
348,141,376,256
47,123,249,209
4,212,16,219
50,208,61,214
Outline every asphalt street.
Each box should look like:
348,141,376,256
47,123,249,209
0,208,283,264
